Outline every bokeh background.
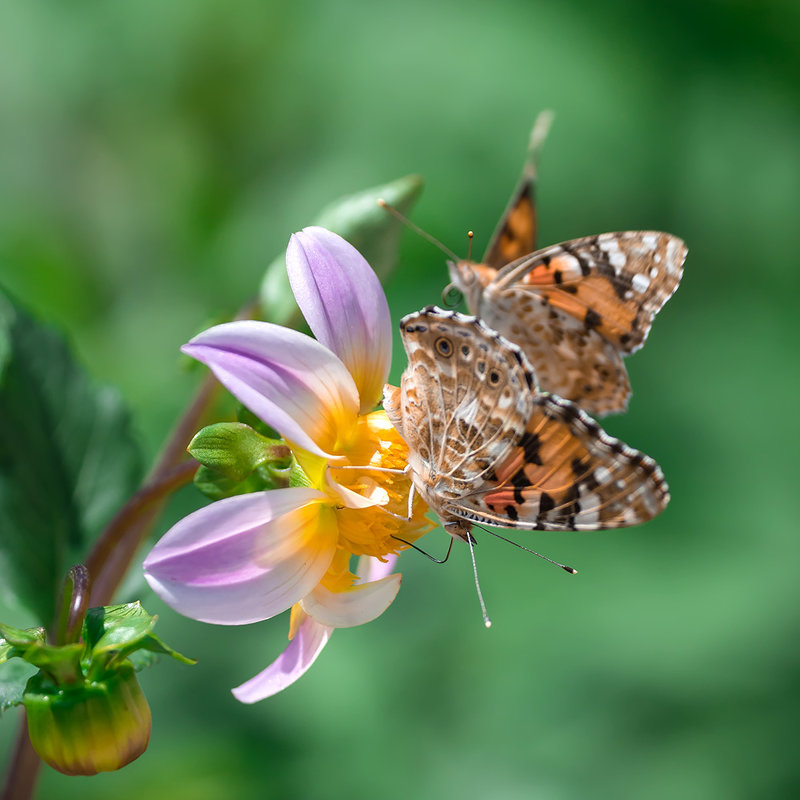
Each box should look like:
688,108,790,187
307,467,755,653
1,1,798,798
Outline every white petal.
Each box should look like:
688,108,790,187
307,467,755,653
143,490,337,625
299,573,401,628
356,554,399,583
287,227,392,413
231,613,333,703
182,320,359,457
325,469,384,509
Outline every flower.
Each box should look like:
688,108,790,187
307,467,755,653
143,227,431,702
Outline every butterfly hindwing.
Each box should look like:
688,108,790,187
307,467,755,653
447,393,669,531
477,283,632,415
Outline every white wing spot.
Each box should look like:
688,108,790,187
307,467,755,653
632,273,650,293
642,234,659,251
650,267,659,278
594,466,612,484
609,251,627,271
665,239,680,274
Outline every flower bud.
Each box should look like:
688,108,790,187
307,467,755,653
24,664,151,776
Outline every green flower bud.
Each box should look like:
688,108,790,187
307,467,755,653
1,600,194,776
24,663,151,776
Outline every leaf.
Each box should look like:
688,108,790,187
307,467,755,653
0,290,143,624
0,659,34,714
259,174,423,325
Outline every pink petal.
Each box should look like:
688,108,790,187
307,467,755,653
287,227,392,413
299,573,401,628
182,320,359,457
143,489,337,625
231,613,333,703
356,554,399,582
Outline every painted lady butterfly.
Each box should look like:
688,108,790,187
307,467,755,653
383,307,670,543
446,124,687,417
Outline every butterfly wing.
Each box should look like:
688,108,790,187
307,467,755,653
392,309,537,521
394,308,669,532
447,393,669,531
489,231,686,353
482,112,552,269
474,231,685,416
477,287,632,416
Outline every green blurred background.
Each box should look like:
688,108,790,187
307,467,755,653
1,0,798,797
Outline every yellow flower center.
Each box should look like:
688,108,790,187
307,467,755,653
291,410,433,594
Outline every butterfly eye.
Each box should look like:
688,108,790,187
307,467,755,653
435,337,453,357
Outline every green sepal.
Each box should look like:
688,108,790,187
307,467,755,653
259,174,424,325
0,621,83,683
0,622,46,660
188,422,290,481
189,422,294,500
82,602,195,678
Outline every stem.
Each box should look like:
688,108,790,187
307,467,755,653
54,565,90,646
1,714,39,800
87,373,219,607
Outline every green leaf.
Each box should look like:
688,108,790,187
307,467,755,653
0,659,34,714
0,290,143,624
259,174,423,325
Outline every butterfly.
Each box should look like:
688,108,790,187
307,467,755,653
383,307,669,543
446,123,687,417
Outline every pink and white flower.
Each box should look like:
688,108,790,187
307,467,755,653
144,227,431,702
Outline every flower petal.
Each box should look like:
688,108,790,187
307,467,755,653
231,612,333,703
287,227,392,413
356,554,399,582
143,489,337,625
182,320,359,457
325,469,385,509
299,573,401,628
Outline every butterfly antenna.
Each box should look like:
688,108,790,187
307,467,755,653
466,230,474,262
377,198,460,261
466,532,492,628
473,523,577,575
391,534,454,564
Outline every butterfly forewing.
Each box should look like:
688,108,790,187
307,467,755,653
489,231,686,353
397,310,535,500
482,179,538,269
392,308,669,535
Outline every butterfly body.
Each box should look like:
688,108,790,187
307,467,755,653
384,307,670,540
